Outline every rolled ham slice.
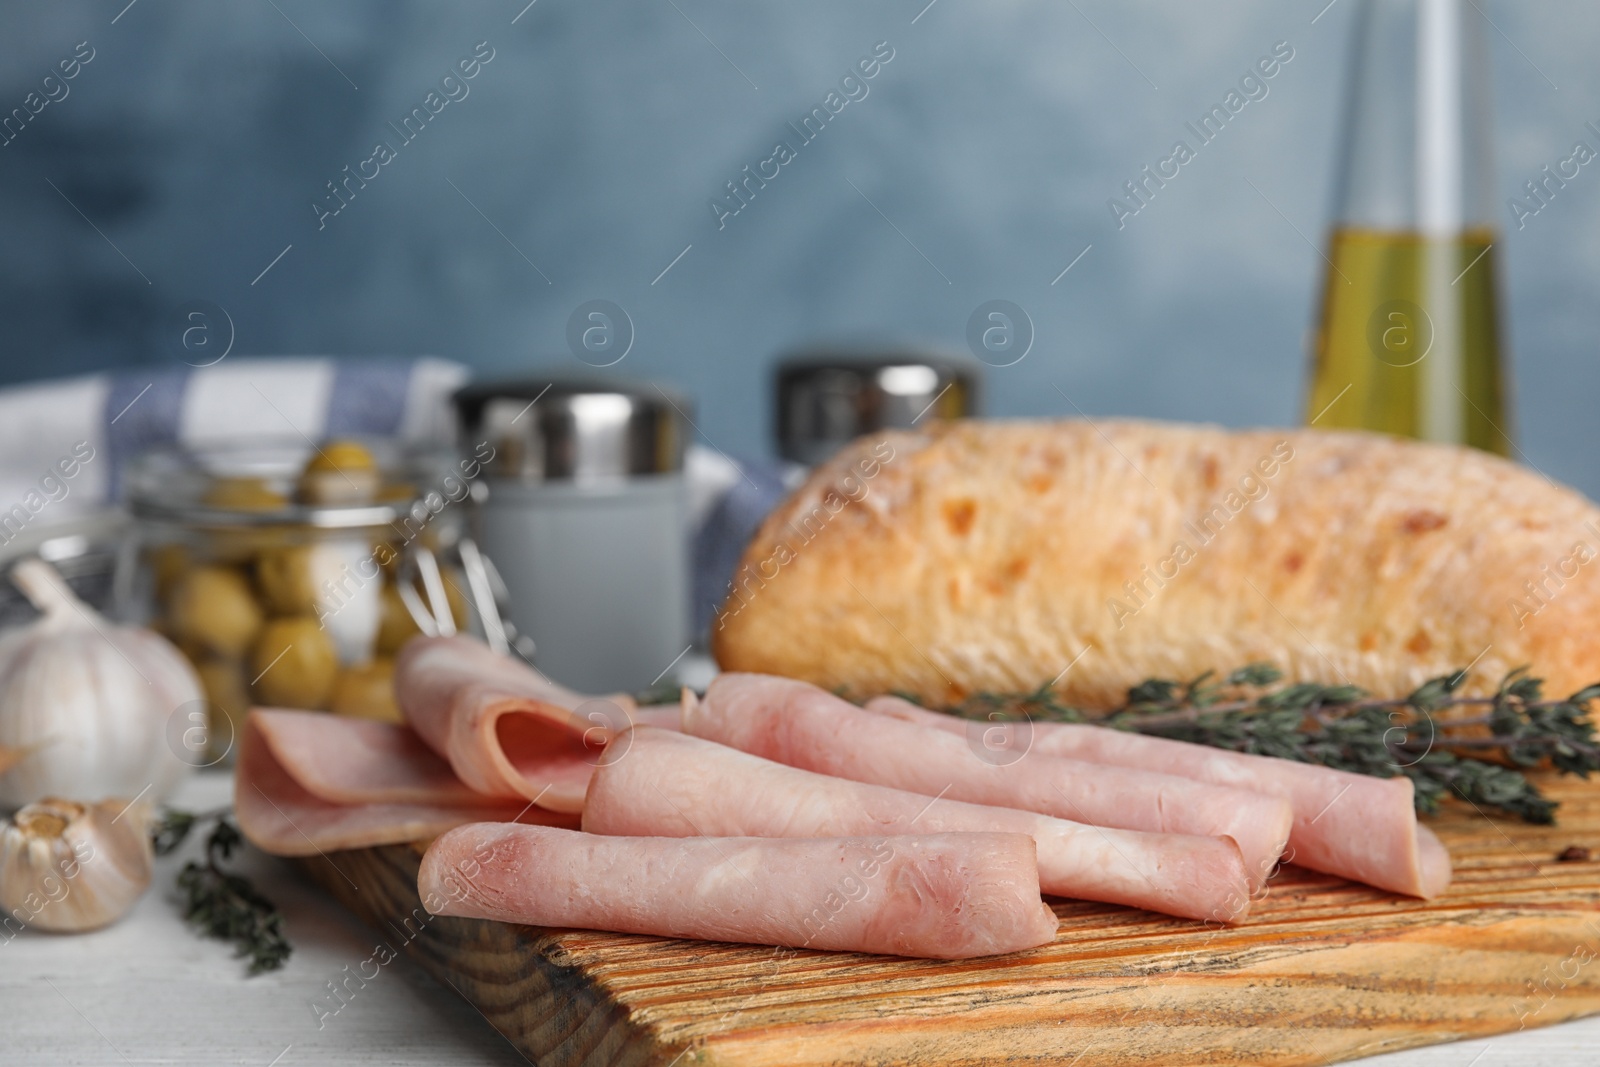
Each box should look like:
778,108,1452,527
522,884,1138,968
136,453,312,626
395,636,641,813
419,823,1059,959
867,695,1452,899
235,711,576,857
584,727,1256,923
690,674,1292,890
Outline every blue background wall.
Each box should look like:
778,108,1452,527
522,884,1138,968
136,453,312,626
2,1,1597,490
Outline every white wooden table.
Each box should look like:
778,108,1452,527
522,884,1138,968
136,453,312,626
3,768,1597,1067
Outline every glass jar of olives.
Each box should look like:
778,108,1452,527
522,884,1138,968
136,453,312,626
116,438,503,761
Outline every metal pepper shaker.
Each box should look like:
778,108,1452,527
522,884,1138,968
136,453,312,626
774,348,981,467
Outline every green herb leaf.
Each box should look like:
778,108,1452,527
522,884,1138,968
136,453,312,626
150,809,198,856
155,809,292,975
1227,662,1283,687
938,665,1600,825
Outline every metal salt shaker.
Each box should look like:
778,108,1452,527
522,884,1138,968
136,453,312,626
454,378,691,694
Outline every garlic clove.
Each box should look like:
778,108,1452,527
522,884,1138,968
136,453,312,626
0,797,154,933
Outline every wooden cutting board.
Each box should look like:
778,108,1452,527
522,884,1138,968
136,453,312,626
297,772,1600,1067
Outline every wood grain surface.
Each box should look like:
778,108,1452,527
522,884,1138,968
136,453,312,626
297,772,1600,1067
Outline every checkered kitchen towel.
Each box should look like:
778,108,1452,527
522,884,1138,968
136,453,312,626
0,357,467,511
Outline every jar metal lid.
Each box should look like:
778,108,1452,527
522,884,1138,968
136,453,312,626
774,347,981,466
453,375,689,484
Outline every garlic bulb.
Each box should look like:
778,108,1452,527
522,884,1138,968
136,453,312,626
0,559,202,809
0,797,154,932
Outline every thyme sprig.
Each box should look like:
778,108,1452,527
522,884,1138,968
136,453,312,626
152,808,292,975
943,665,1600,825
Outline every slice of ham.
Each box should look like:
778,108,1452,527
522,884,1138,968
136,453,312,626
866,695,1452,899
689,674,1292,890
584,726,1256,924
250,708,482,806
395,636,641,813
235,711,576,857
419,823,1059,959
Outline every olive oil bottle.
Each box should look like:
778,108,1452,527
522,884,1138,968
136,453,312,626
1305,0,1511,455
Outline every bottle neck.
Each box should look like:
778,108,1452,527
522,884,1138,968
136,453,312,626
1416,0,1466,234
1332,0,1496,234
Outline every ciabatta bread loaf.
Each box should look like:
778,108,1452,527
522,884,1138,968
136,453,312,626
711,420,1600,706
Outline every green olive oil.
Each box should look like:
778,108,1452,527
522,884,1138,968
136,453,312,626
1305,226,1510,456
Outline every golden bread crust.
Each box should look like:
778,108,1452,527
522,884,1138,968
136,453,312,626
711,419,1600,706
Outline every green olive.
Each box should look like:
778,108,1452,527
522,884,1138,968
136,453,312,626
167,567,263,659
249,616,338,710
373,575,468,655
374,583,422,655
376,483,415,504
255,545,319,615
330,659,401,723
307,439,377,474
203,476,287,511
146,543,191,605
298,440,380,505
